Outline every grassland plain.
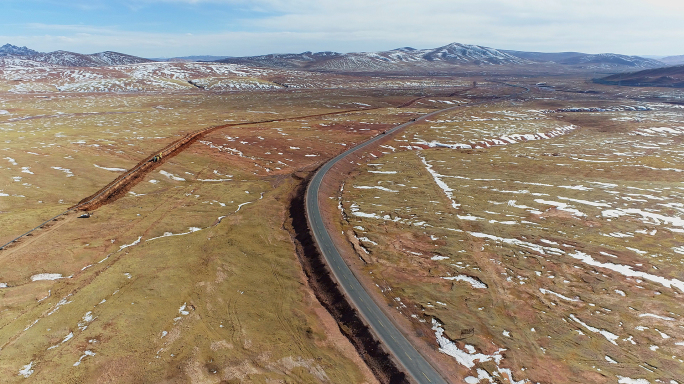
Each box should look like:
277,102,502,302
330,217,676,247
0,81,467,383
338,87,684,383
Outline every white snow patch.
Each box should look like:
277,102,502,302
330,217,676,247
639,313,675,321
539,288,580,302
159,170,185,181
534,199,586,217
235,201,251,212
468,232,564,256
442,275,487,289
119,236,142,251
354,185,398,193
147,227,201,242
431,319,504,368
31,273,64,281
617,377,650,384
78,311,96,331
419,154,460,209
51,166,74,177
73,350,96,366
568,250,684,293
601,208,684,227
94,164,127,172
179,302,190,316
569,314,619,345
18,362,34,378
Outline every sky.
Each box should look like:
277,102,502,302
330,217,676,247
0,0,683,58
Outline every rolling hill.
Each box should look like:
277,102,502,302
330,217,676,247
595,64,684,87
504,50,664,69
660,55,684,66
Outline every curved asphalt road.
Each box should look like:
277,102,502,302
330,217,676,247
305,106,463,384
306,86,529,383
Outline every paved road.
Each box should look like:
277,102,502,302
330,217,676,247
306,84,529,383
305,106,463,384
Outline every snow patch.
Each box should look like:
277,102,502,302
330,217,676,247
18,362,34,378
31,273,64,281
146,227,201,242
159,170,185,181
94,164,126,172
432,319,504,368
442,275,487,289
569,314,619,345
119,236,142,251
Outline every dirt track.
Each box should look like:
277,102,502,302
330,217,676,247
72,106,392,212
73,89,466,213
1,87,466,252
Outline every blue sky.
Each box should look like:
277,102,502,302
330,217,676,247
1,0,683,57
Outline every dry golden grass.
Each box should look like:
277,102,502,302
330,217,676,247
0,86,438,383
339,93,684,383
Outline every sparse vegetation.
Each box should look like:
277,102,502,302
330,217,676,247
1,58,682,384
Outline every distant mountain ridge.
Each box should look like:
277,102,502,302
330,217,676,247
218,43,665,72
0,42,670,72
0,44,39,57
32,51,152,67
0,43,153,67
152,55,233,62
660,55,684,66
500,50,663,69
219,43,529,71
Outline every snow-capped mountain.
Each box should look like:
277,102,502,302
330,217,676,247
0,44,39,57
219,43,530,71
0,44,153,67
30,51,152,67
220,43,666,72
420,43,527,64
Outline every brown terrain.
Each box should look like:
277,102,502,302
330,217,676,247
0,58,683,384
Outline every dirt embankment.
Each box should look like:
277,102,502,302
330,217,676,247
74,125,227,211
73,104,399,213
285,172,409,384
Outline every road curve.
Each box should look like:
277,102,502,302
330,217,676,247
306,83,530,383
305,105,465,384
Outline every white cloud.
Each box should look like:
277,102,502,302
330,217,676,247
4,0,684,56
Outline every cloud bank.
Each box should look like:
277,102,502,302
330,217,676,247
1,0,682,57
